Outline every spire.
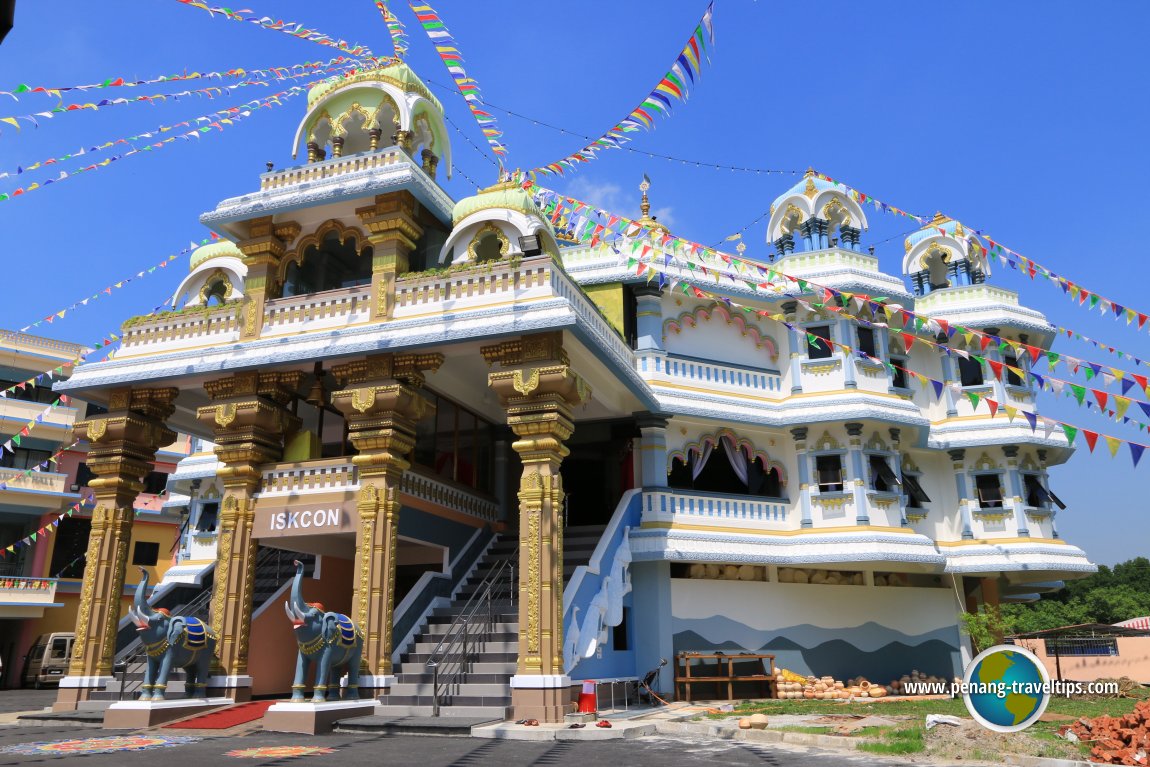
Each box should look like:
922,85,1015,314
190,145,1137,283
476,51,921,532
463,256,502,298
637,173,668,234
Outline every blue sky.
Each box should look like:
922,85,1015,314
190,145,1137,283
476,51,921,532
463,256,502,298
1,2,1147,564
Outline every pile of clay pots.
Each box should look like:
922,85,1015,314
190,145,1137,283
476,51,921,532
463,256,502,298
687,563,767,581
888,670,958,695
777,568,864,586
774,673,888,700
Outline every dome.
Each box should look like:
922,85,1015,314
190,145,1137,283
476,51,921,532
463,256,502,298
765,168,869,244
291,61,450,179
452,184,543,226
189,240,243,272
902,212,988,276
905,212,970,250
439,181,559,267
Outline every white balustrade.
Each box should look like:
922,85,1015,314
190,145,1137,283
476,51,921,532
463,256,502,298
262,285,372,336
639,353,783,399
641,489,790,530
118,304,241,356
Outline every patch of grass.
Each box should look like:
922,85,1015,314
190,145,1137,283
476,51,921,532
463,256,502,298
777,725,833,734
858,726,926,755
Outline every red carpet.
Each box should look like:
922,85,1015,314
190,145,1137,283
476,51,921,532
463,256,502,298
164,700,275,729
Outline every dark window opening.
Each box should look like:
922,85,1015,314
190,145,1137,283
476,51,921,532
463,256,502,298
142,471,168,495
85,402,108,418
890,356,909,389
1004,353,1023,386
1023,474,1065,509
612,606,629,651
958,355,984,387
48,517,91,579
203,280,229,306
902,473,931,507
857,327,877,358
975,474,1004,509
74,462,96,488
748,457,784,498
806,325,833,360
281,231,373,296
196,502,219,533
0,380,58,405
816,454,844,492
869,455,901,492
132,541,160,567
0,448,52,471
622,286,638,350
413,389,495,494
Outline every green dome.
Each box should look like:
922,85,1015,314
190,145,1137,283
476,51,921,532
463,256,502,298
452,183,543,226
189,241,242,272
306,61,442,113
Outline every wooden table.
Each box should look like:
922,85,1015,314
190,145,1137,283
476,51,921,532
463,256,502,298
675,652,777,702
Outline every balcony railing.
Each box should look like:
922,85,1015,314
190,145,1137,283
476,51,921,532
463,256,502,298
118,303,241,355
259,147,407,190
641,488,790,530
638,352,783,400
255,459,498,523
0,576,58,606
262,285,372,337
0,398,77,431
0,468,69,496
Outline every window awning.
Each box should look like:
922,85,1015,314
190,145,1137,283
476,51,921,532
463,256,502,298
902,473,930,503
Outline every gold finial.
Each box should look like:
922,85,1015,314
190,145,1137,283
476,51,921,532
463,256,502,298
736,241,747,258
804,167,816,178
931,211,951,225
637,174,668,233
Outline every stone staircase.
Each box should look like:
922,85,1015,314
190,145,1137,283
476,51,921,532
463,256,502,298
375,524,606,719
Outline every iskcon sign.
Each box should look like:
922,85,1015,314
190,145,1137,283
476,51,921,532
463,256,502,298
269,508,343,531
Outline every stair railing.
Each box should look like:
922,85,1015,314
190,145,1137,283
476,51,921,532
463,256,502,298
425,549,517,716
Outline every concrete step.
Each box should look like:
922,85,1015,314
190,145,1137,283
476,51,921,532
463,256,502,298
388,681,510,697
334,714,502,736
429,607,516,620
403,651,517,665
379,694,511,708
395,672,511,685
411,640,517,654
365,704,512,720
421,622,517,636
399,661,516,676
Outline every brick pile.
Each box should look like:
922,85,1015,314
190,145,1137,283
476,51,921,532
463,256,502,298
1061,700,1150,765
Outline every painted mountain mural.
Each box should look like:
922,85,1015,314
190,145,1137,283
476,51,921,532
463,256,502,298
673,617,962,682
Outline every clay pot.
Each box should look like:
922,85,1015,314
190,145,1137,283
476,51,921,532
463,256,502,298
688,563,706,579
869,686,888,698
778,568,794,583
704,564,721,579
792,570,809,584
803,686,815,699
847,686,862,697
858,679,871,690
737,564,757,581
738,718,752,729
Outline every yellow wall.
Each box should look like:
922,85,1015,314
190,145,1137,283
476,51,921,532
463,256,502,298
584,283,626,337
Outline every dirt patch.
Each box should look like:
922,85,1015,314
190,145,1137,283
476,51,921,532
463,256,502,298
925,719,1080,763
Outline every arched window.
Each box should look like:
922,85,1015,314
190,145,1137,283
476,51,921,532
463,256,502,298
283,230,372,296
202,279,230,306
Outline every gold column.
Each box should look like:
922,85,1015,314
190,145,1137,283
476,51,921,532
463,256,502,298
197,371,301,699
355,192,423,321
483,333,590,723
54,387,177,711
330,352,443,695
237,217,300,340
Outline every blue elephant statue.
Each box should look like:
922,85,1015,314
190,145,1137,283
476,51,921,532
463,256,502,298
127,567,216,701
284,560,364,702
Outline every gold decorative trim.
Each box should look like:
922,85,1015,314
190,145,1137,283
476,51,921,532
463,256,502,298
466,221,510,262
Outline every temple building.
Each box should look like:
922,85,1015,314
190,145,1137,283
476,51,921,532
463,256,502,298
51,59,1093,721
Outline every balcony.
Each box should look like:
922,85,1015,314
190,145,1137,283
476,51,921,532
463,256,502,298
0,397,78,437
637,352,784,403
253,458,498,525
641,488,791,532
262,285,372,338
0,469,73,509
118,302,240,356
0,576,61,618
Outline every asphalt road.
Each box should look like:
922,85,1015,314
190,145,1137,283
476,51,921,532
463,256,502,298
0,723,917,767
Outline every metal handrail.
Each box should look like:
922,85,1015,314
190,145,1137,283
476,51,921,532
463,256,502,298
426,549,517,716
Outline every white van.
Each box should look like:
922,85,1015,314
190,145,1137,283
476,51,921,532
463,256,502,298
23,633,73,688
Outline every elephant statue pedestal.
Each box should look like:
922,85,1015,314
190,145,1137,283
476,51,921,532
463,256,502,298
103,697,233,729
262,700,376,735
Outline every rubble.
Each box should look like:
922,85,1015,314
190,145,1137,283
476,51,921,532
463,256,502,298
1060,700,1150,765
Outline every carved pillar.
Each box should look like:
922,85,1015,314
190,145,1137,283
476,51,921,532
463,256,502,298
950,448,973,539
783,301,804,394
329,352,443,696
355,192,423,321
237,217,300,341
54,387,177,711
197,371,301,700
483,333,591,724
331,135,344,158
845,422,868,525
634,412,670,488
791,427,812,528
1002,445,1028,537
633,284,665,353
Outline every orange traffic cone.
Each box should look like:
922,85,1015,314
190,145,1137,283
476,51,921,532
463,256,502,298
577,681,597,714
